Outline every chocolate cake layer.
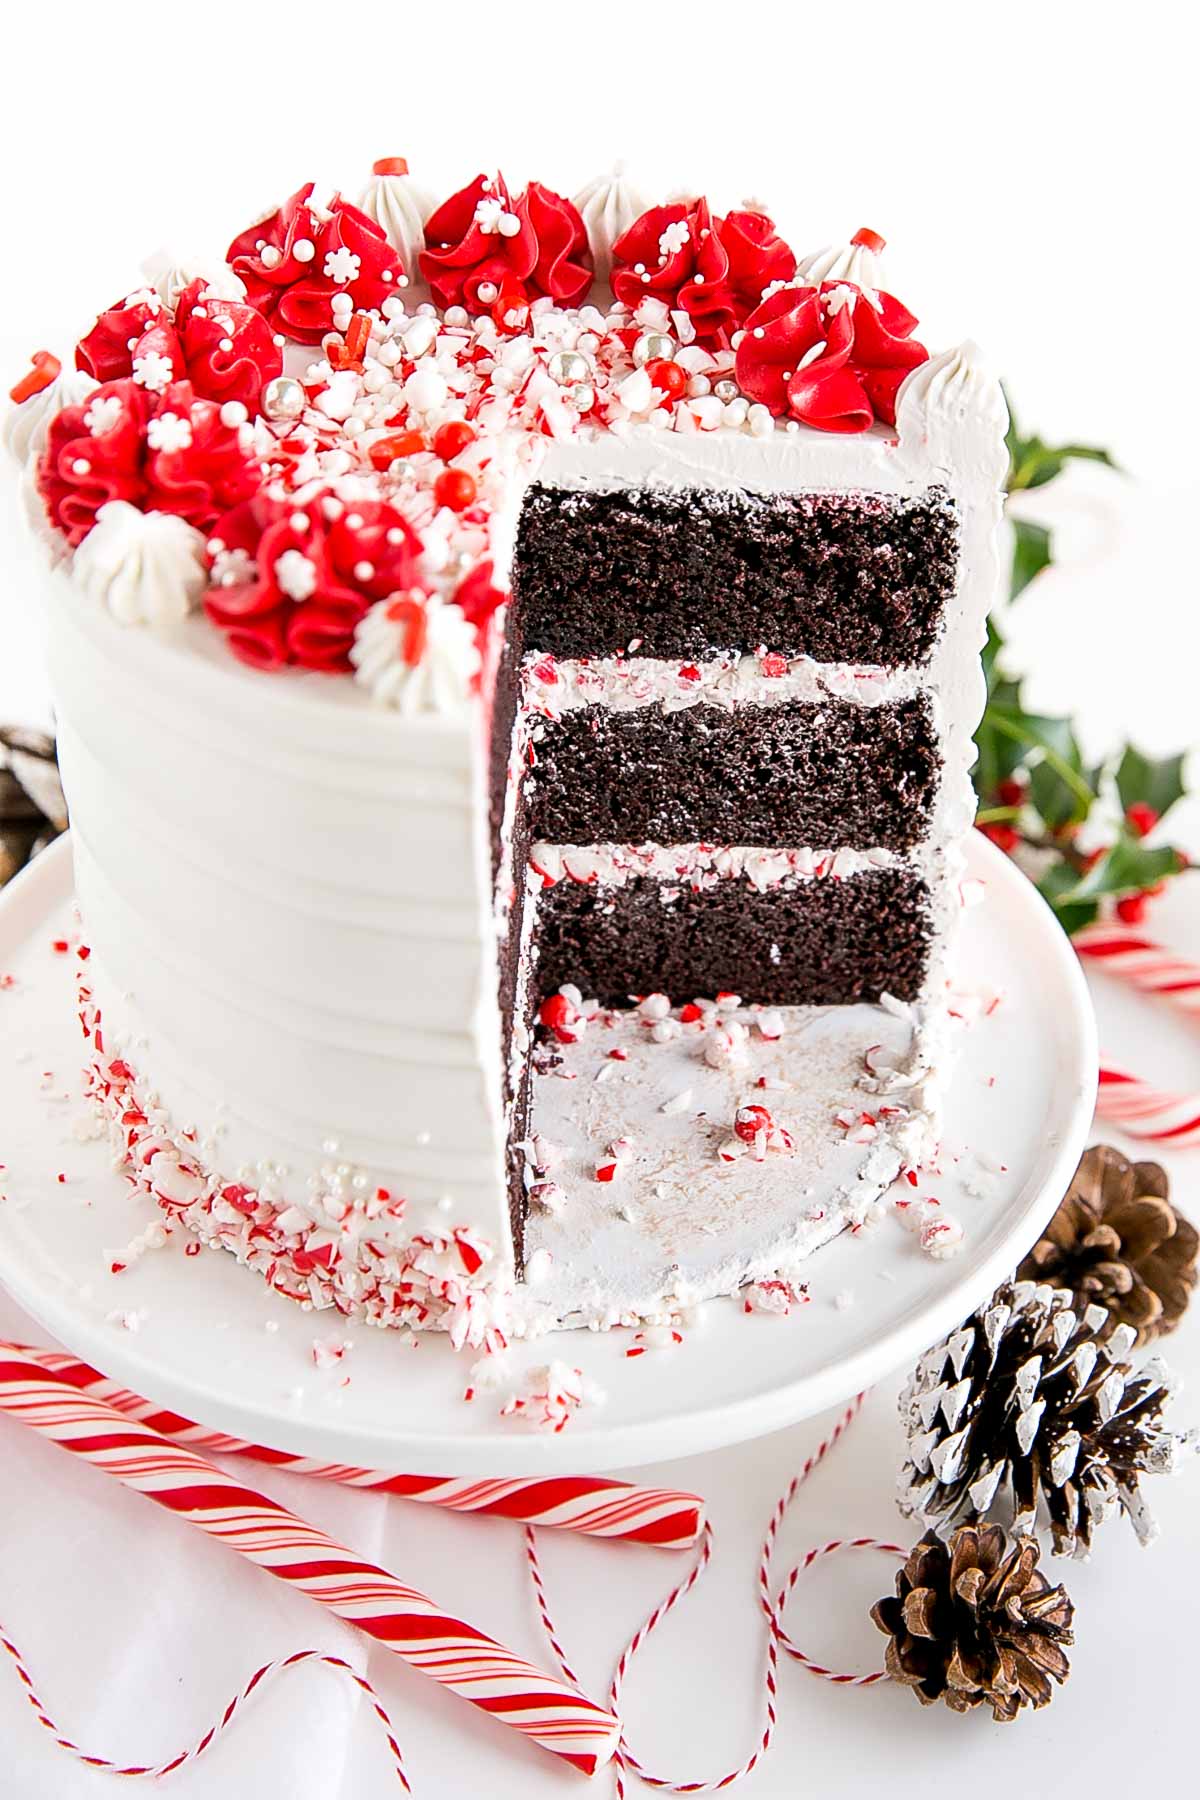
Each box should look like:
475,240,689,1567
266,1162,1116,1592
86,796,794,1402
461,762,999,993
512,485,958,664
528,698,939,851
533,868,931,1007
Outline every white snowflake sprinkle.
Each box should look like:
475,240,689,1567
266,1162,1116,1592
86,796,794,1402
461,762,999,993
658,220,691,259
146,411,194,453
274,549,319,601
323,246,361,286
131,349,174,393
83,395,125,436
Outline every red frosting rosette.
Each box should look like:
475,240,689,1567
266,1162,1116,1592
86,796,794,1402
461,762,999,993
226,183,397,345
37,378,260,547
734,281,928,432
204,492,423,672
75,281,282,413
611,200,796,348
419,174,592,315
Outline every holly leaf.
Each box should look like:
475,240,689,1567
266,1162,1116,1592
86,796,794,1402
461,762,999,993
1005,395,1120,493
1115,745,1188,821
974,701,1028,799
1010,518,1052,600
1025,714,1094,828
1036,858,1100,937
1056,837,1182,908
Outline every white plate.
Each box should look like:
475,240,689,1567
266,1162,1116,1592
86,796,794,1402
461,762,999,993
0,833,1096,1474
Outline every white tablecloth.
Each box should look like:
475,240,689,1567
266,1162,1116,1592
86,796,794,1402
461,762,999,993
3,475,1199,1798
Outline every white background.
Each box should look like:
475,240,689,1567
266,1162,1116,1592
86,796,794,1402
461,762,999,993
2,4,1199,1796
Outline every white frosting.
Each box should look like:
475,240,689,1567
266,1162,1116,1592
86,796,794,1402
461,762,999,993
71,502,208,630
47,577,511,1260
358,168,437,276
794,236,886,293
3,367,97,469
351,597,481,716
140,249,248,312
521,649,921,716
530,842,902,891
894,342,1010,486
572,164,650,278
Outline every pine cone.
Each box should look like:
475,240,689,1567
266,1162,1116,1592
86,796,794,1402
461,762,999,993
871,1524,1073,1720
1018,1144,1197,1345
0,727,66,888
899,1280,1200,1557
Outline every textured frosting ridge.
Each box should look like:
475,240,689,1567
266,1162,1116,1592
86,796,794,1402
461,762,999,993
895,341,1011,482
572,164,650,278
141,250,248,313
71,500,209,629
351,597,481,715
358,162,437,274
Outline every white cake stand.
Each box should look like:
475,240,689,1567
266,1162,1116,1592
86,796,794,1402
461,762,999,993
0,833,1096,1475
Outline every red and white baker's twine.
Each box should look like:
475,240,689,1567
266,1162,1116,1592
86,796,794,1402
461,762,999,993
1077,923,1200,1144
0,1344,622,1778
526,1392,903,1796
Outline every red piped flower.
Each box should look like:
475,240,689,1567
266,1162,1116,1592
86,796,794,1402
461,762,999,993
452,556,507,630
75,281,283,413
204,491,422,673
419,173,592,315
226,182,398,345
735,281,928,433
611,200,795,348
37,378,260,547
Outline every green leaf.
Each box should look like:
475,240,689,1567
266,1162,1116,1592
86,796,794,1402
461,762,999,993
1036,859,1101,937
1004,394,1121,495
1115,745,1188,821
973,704,1027,799
1009,518,1052,600
1055,837,1182,907
982,706,1096,824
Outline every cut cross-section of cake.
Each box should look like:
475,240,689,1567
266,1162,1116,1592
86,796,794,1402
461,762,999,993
4,165,1010,1347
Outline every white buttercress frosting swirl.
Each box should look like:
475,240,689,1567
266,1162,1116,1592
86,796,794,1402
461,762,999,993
352,597,480,716
572,163,650,278
72,501,209,630
3,367,98,469
358,159,436,278
794,234,886,293
894,341,1010,484
141,249,248,312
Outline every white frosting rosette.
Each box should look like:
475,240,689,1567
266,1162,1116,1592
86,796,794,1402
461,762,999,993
71,501,209,630
794,232,887,295
351,595,481,716
141,248,248,312
572,164,649,278
358,159,436,280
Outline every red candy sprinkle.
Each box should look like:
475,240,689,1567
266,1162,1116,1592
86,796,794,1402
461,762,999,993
679,1002,705,1024
373,156,410,177
851,226,887,254
384,594,428,666
434,468,478,512
539,993,575,1032
369,429,428,469
645,358,687,400
432,419,477,460
10,350,61,405
734,1103,773,1144
760,652,788,678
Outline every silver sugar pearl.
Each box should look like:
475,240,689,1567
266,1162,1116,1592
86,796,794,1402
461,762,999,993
546,349,590,386
632,331,676,366
568,382,595,412
260,375,306,422
712,378,741,403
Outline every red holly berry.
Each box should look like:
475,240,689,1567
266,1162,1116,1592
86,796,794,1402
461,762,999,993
645,358,687,400
1126,801,1159,839
433,419,477,461
734,1103,773,1144
10,350,61,404
980,822,1020,853
434,467,478,512
996,778,1026,808
369,429,428,469
1116,892,1150,924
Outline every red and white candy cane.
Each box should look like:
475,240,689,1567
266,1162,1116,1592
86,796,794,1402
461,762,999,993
0,1346,620,1777
526,1392,900,1797
1075,924,1200,1017
1095,1063,1200,1145
14,1343,703,1548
